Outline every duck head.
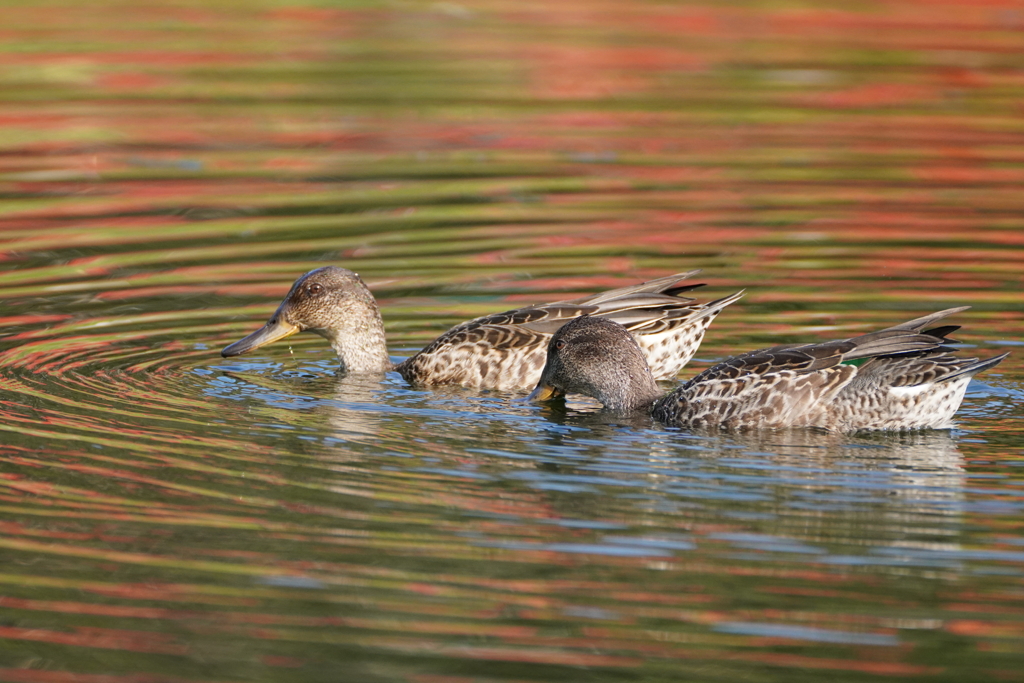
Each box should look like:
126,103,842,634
528,316,662,412
221,266,391,373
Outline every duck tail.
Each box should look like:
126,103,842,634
575,270,704,306
689,289,745,321
844,307,974,360
938,351,1010,383
886,306,971,331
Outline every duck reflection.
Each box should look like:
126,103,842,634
218,366,390,450
218,362,970,565
528,403,969,556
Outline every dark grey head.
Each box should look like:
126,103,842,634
528,316,662,413
221,266,391,373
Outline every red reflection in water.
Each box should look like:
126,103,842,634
0,0,1022,681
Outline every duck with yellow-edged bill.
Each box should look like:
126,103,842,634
222,266,744,390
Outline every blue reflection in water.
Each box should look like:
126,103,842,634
714,622,900,646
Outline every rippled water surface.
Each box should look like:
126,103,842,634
2,1,1024,681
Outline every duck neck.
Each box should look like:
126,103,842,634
599,370,663,414
316,308,393,374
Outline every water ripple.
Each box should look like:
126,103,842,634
2,1,1024,679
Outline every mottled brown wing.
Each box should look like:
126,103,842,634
644,341,858,428
394,303,588,388
652,307,1004,431
396,321,550,389
442,304,599,337
654,364,857,430
685,306,969,386
400,271,737,387
854,350,1008,387
683,341,856,385
415,282,711,338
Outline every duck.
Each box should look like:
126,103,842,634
528,308,1008,431
221,266,744,390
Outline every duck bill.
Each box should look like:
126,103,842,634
527,381,564,402
221,318,300,357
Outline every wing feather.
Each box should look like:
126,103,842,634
653,306,1007,431
398,271,742,387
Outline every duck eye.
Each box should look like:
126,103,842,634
554,339,566,351
307,283,323,295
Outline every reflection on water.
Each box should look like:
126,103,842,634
7,353,1017,679
2,0,1024,681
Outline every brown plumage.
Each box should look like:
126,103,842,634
529,309,1008,432
221,266,743,390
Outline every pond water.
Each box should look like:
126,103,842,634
1,1,1023,681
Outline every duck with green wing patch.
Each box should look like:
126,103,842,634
528,308,1007,431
